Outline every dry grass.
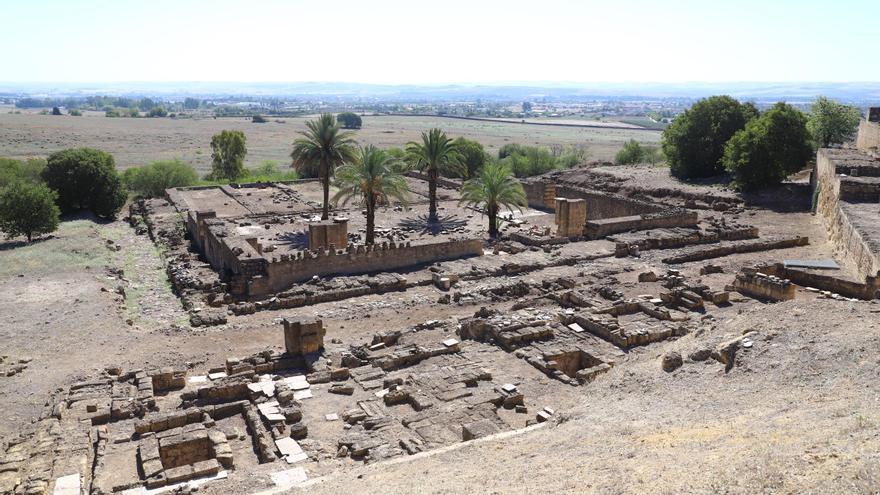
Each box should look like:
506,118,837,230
0,112,661,173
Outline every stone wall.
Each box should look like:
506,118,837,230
857,117,880,152
249,239,483,295
584,210,699,240
733,268,796,301
759,262,880,300
814,149,880,279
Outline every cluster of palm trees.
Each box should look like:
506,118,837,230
290,113,527,245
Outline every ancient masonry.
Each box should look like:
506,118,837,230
813,107,880,280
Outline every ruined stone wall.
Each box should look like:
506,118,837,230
522,180,662,219
583,210,699,240
248,238,484,296
857,118,880,152
760,263,880,300
814,149,880,279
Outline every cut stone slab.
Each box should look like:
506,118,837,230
275,437,303,457
282,375,310,391
293,389,313,400
270,467,308,488
442,338,459,348
462,419,501,441
207,372,227,381
567,323,585,333
53,473,80,495
784,259,839,270
187,375,208,384
325,413,339,421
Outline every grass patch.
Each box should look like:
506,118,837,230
0,220,112,278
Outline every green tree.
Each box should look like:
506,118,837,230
499,145,558,177
337,112,363,129
0,158,46,188
210,130,248,181
51,106,62,116
615,139,645,164
723,102,813,191
148,107,167,118
406,128,463,223
642,145,664,166
452,137,488,178
460,162,527,238
662,96,758,179
184,97,201,110
42,148,127,218
291,113,358,220
123,159,198,198
333,146,410,245
807,96,862,148
0,181,60,242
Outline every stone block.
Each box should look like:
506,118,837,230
283,317,325,355
461,419,500,441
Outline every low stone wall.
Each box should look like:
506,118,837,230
247,238,484,296
662,237,809,264
584,210,699,240
733,268,796,301
759,262,880,300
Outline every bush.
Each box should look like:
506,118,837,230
615,139,645,164
723,102,813,191
662,96,758,179
128,107,140,118
42,148,127,218
105,109,120,118
0,181,60,242
68,109,82,116
148,107,167,118
499,146,558,177
0,158,47,188
123,159,198,197
252,115,268,123
51,107,62,116
498,143,526,159
337,112,362,129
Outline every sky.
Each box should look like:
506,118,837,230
1,0,878,84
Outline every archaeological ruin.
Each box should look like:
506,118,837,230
4,109,880,495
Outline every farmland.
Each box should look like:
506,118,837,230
0,110,661,173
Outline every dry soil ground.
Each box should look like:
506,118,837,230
0,111,661,173
1,164,879,494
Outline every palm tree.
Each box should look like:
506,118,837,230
405,128,463,223
460,161,527,239
291,113,358,220
333,146,410,245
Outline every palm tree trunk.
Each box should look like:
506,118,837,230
428,166,438,223
366,196,375,245
488,203,498,238
321,159,330,220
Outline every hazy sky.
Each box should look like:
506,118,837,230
2,0,878,83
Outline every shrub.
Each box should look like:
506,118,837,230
123,159,198,197
252,115,268,123
51,106,62,116
148,107,167,118
68,109,82,116
105,109,120,118
42,148,127,218
128,107,140,118
0,181,60,242
662,96,758,179
337,112,362,129
0,158,47,188
499,146,558,177
498,143,526,159
723,102,813,191
615,139,645,164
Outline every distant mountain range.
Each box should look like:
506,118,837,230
1,81,879,104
